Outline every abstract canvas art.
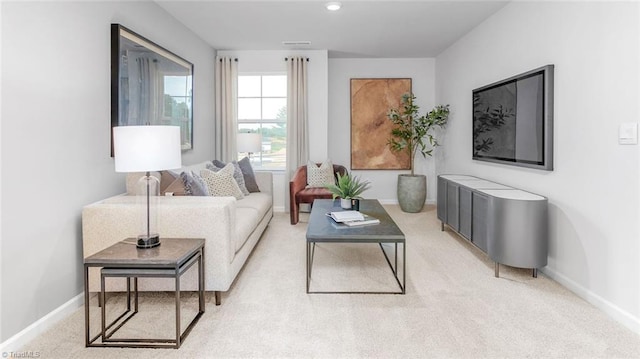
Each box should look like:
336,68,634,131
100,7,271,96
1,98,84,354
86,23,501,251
350,78,412,170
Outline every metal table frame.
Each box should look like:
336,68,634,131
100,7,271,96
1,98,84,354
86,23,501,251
84,238,205,349
306,241,405,294
305,199,406,294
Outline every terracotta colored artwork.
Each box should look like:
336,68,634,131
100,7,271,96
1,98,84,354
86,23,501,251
350,78,412,170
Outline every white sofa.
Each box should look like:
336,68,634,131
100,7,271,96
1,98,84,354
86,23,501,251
82,168,273,305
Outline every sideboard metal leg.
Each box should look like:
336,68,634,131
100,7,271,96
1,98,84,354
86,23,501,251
214,291,221,306
441,222,444,231
533,268,538,278
494,262,499,278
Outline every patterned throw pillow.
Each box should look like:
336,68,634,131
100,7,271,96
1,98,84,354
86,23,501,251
180,171,210,196
307,160,335,188
210,160,250,196
238,157,260,193
200,163,245,200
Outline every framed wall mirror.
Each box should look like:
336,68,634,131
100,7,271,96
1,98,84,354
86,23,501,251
111,24,193,155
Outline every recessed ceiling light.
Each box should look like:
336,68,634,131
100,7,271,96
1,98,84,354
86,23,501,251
325,2,341,11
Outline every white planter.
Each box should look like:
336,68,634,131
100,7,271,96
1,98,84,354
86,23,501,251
340,198,352,209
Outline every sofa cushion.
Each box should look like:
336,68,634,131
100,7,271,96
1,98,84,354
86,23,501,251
236,192,273,216
234,207,261,253
307,160,335,188
238,157,260,193
210,161,250,196
234,192,272,252
200,164,244,200
180,171,210,196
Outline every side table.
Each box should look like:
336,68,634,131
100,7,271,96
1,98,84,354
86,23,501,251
84,238,205,349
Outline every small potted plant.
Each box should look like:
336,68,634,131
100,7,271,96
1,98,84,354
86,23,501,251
325,173,371,209
388,93,450,213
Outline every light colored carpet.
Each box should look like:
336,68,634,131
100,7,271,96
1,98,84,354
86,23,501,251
22,205,640,358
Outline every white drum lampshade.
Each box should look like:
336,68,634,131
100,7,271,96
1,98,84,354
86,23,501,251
237,132,262,154
114,126,182,172
237,132,262,164
113,125,182,248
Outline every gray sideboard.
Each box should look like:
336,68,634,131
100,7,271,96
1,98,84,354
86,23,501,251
437,175,548,277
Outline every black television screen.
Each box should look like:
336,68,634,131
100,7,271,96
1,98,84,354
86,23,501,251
472,65,554,171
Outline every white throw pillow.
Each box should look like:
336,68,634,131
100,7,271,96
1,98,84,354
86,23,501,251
307,160,335,188
200,163,244,200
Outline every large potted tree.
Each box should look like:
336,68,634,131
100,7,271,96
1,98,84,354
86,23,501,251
388,93,450,213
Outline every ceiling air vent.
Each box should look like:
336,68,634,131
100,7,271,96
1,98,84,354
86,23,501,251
282,41,311,46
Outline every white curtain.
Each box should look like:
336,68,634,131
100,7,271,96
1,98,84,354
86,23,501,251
215,56,238,162
286,57,309,212
127,53,159,126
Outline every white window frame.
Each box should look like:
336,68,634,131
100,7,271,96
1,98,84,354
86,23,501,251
237,72,287,171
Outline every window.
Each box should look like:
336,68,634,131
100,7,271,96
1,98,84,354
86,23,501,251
237,74,287,170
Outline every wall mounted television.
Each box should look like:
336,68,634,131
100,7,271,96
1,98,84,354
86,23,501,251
472,65,554,171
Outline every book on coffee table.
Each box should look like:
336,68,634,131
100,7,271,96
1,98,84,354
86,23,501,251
342,215,380,227
328,211,380,227
329,210,364,223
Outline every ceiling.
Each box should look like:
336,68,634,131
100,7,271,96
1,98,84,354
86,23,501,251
156,0,510,58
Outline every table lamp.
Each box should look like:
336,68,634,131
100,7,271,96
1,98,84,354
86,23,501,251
113,125,182,248
237,132,262,161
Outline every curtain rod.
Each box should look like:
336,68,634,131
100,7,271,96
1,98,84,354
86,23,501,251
218,57,238,62
284,57,310,62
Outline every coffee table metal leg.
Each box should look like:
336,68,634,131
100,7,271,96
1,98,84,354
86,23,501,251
402,242,406,294
394,243,398,276
379,242,404,294
306,242,310,293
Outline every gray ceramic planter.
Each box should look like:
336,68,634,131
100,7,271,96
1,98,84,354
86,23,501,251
397,174,426,213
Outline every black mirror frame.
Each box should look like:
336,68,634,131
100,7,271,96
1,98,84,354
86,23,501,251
110,24,194,156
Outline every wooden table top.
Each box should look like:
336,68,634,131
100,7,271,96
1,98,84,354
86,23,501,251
84,238,204,268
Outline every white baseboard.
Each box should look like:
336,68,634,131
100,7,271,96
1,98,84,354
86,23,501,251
0,293,84,353
541,267,640,334
292,199,435,210
273,205,285,213
377,199,437,205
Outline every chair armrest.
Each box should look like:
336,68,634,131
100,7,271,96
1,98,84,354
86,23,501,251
289,166,307,198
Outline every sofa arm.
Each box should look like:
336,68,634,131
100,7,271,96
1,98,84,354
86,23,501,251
82,195,237,292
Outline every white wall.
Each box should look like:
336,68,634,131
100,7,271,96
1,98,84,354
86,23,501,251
217,50,329,211
436,1,640,331
0,1,216,343
328,58,437,203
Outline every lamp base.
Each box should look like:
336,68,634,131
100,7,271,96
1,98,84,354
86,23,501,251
137,234,161,249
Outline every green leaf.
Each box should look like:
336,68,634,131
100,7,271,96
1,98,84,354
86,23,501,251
387,93,451,173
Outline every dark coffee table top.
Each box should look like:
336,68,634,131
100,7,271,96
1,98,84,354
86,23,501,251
306,199,405,243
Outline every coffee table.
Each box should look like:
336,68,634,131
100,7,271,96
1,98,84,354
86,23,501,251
306,199,405,294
